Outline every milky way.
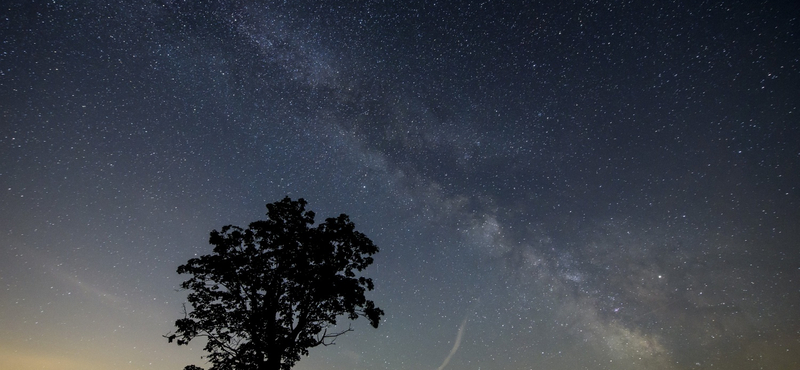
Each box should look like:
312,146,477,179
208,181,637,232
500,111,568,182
1,1,799,369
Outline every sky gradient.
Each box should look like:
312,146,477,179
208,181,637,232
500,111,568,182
2,1,799,369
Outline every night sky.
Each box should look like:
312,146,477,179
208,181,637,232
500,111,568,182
2,1,799,369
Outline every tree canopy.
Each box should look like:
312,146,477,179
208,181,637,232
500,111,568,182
167,197,384,370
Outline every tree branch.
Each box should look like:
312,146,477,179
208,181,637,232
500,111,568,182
315,325,354,347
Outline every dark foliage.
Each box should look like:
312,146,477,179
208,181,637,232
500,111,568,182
166,197,384,370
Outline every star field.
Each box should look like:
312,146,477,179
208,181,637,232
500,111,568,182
1,1,799,369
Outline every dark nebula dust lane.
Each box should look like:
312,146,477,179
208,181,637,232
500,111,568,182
1,1,799,369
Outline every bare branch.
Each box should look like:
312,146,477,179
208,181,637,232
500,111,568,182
316,325,354,347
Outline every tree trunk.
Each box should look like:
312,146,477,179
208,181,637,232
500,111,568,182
264,348,282,370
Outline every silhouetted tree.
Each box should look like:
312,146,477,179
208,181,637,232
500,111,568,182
166,197,384,370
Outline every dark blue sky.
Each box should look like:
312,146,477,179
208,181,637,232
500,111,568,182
2,1,799,369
